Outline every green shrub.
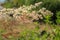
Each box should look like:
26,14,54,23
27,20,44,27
56,11,60,25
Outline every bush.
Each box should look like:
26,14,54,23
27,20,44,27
56,11,60,25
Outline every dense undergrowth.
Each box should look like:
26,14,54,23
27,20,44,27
0,0,60,40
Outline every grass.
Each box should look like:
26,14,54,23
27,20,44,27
0,20,60,40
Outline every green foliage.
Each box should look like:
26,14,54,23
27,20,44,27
44,15,52,24
3,0,60,12
17,0,25,6
56,11,60,25
25,0,35,6
36,0,60,12
3,2,14,8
